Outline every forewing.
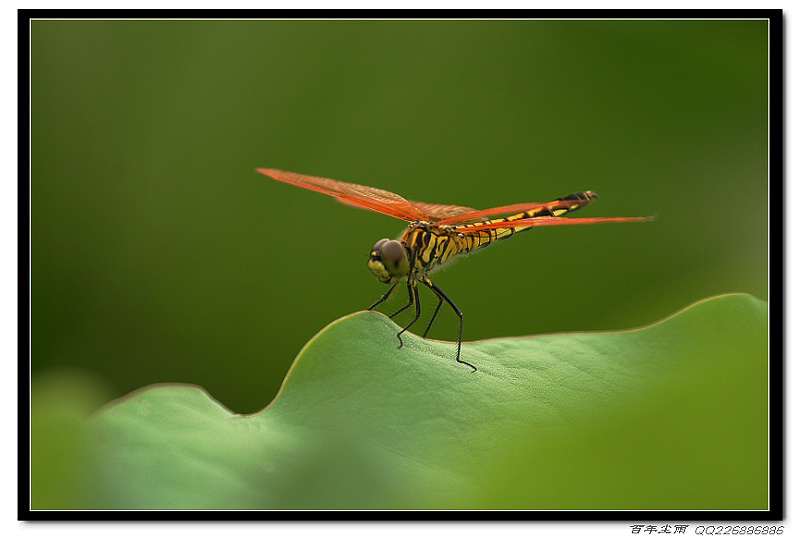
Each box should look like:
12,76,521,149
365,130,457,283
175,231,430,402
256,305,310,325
257,168,425,221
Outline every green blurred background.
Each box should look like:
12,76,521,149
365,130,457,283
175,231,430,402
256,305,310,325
32,19,768,414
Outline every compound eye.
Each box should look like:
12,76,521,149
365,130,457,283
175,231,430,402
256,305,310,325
379,240,409,275
380,240,404,264
372,238,389,254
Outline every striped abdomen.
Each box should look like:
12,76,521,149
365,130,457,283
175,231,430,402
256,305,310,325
454,190,597,251
405,191,598,275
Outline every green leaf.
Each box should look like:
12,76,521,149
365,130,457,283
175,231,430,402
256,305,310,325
87,293,767,509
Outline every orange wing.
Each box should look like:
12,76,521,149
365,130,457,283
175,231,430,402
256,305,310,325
258,169,650,227
459,215,653,232
257,168,425,221
258,168,478,222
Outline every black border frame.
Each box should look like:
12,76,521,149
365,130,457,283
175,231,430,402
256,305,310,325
19,8,784,522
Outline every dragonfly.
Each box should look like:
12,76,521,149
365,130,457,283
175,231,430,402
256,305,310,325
257,168,651,372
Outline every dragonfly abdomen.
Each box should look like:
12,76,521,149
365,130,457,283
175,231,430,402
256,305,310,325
449,190,599,250
406,191,599,275
467,191,597,226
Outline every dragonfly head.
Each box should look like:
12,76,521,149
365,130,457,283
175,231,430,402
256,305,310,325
368,238,410,284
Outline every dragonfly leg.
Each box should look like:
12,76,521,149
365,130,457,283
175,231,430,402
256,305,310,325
388,278,415,320
368,282,398,310
396,281,422,348
422,295,444,339
422,278,476,372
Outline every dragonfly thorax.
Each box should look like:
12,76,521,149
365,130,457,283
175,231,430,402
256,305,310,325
368,238,410,284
